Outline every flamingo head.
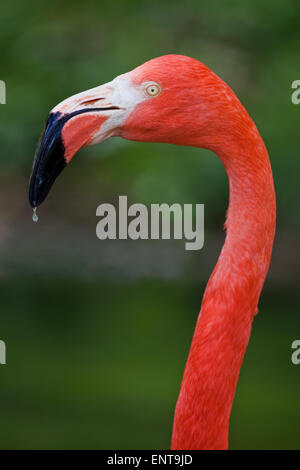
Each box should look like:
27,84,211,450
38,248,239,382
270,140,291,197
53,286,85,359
29,54,241,208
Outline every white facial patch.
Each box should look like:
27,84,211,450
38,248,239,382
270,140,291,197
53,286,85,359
52,74,151,146
91,75,147,145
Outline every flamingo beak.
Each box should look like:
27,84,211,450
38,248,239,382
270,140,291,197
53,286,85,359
29,111,68,208
29,85,121,208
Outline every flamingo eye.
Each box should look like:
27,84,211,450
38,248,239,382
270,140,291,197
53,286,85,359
145,83,161,97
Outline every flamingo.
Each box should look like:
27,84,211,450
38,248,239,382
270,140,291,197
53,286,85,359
29,55,276,450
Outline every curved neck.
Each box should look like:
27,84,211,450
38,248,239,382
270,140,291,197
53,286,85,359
171,128,276,450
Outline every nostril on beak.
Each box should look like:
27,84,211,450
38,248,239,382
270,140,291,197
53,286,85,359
82,98,105,106
80,97,121,111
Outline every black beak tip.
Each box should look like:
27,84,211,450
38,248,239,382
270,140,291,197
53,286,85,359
28,177,38,208
28,193,38,209
29,111,67,209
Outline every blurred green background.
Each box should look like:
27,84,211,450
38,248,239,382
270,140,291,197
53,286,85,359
0,0,300,450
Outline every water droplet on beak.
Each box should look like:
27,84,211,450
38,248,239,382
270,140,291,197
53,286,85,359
32,207,39,223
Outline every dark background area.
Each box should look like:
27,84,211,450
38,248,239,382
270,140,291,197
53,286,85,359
0,0,299,449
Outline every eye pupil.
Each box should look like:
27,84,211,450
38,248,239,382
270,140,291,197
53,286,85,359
145,84,160,97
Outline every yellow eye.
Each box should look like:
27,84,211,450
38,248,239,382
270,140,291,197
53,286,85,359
145,84,161,97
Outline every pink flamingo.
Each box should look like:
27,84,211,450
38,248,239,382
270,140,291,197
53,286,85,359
29,55,276,449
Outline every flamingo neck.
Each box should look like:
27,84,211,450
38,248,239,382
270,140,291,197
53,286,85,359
171,128,276,450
